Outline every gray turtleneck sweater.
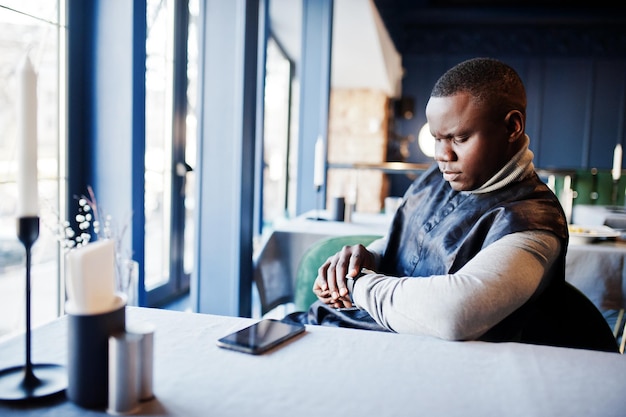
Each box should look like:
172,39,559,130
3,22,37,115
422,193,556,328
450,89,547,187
353,136,561,341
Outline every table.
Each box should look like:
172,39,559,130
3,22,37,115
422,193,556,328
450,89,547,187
253,211,392,314
0,307,625,417
566,240,626,312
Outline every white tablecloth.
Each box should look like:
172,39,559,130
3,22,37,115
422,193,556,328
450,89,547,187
566,241,626,311
253,211,391,314
0,307,624,417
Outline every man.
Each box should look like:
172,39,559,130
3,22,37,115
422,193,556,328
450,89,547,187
286,57,618,352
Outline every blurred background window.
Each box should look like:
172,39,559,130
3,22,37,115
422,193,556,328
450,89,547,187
144,0,197,306
0,1,65,340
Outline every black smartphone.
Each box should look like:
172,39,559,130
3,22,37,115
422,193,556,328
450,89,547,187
216,319,305,355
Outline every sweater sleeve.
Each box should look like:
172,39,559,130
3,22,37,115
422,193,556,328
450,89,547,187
366,236,388,268
351,231,561,341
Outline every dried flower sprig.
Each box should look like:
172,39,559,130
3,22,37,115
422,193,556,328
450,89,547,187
43,186,135,298
44,185,131,260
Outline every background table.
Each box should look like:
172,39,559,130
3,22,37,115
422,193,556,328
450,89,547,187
566,240,626,312
0,307,625,417
253,211,391,314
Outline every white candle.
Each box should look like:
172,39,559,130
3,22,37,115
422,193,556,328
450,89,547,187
563,175,571,192
313,135,325,187
612,144,622,181
17,55,39,217
66,239,117,314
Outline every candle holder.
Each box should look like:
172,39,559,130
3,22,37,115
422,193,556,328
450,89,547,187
0,217,66,402
611,179,620,206
314,185,324,221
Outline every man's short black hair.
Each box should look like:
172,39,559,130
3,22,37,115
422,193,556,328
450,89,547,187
431,57,527,118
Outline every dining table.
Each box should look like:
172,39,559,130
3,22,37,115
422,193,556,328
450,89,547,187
0,306,625,417
566,240,626,313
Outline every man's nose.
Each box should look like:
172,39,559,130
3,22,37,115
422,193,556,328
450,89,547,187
434,140,453,162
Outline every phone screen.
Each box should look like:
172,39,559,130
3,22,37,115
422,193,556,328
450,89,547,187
216,319,305,355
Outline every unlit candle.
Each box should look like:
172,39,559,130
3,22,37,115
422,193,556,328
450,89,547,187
313,135,325,187
66,239,117,314
17,55,39,217
612,144,622,181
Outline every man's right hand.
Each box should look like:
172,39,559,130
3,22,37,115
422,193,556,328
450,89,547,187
312,244,376,309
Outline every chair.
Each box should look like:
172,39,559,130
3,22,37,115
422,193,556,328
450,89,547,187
293,235,382,312
520,281,620,353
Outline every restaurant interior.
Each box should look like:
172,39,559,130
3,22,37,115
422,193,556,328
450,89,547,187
1,0,626,335
1,0,626,414
0,0,624,327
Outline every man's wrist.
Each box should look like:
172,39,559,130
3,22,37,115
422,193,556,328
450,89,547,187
346,268,375,301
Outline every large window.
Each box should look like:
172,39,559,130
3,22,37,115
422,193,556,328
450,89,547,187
144,0,197,306
261,37,293,230
0,0,200,340
0,1,65,340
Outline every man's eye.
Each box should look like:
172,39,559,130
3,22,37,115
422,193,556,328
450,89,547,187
454,137,469,144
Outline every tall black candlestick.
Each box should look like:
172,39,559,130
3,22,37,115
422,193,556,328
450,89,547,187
0,217,66,402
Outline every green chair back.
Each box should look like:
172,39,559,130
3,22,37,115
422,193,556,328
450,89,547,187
294,234,382,311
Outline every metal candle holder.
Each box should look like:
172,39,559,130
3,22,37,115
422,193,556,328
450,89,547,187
0,216,66,402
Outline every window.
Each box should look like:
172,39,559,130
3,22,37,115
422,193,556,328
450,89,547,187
0,1,65,339
0,0,199,339
261,37,293,231
144,0,197,306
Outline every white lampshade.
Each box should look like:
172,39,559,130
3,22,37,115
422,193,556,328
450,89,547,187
418,123,435,157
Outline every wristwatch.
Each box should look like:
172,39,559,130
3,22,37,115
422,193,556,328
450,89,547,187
346,268,375,301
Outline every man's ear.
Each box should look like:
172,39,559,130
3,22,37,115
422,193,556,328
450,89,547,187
504,110,524,142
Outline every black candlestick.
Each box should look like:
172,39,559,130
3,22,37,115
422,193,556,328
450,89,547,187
0,216,66,402
612,179,619,206
315,185,322,219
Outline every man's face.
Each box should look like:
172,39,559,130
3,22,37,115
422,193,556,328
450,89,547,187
425,92,513,191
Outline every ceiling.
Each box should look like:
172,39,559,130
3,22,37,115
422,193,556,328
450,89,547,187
373,0,626,55
269,0,625,98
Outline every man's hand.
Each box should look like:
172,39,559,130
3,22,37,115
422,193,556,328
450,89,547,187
312,244,376,308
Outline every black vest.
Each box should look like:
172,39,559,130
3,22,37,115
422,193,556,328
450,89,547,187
381,164,569,342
